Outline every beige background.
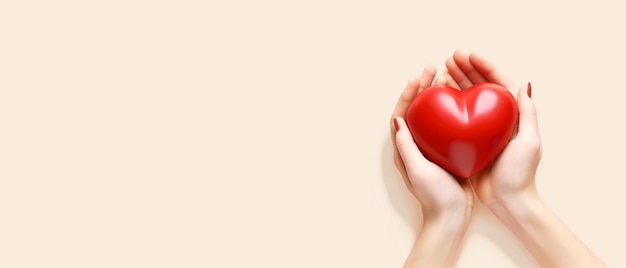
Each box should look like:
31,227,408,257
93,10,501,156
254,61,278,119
1,0,624,267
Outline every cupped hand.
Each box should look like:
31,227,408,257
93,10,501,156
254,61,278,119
444,50,542,207
390,66,473,221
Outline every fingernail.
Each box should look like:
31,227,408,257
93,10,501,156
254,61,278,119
393,117,400,132
527,82,532,98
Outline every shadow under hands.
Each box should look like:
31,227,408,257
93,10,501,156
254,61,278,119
380,138,422,232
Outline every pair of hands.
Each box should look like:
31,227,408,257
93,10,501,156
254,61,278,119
391,51,607,268
390,50,542,226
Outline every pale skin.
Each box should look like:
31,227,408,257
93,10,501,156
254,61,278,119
390,50,607,268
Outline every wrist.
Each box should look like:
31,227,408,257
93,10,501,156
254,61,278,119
488,187,544,225
422,196,473,224
407,209,470,268
422,207,471,233
484,178,540,213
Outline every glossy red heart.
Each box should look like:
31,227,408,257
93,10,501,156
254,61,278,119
405,82,518,178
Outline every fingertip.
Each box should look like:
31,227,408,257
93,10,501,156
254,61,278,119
393,116,407,131
468,51,483,62
468,51,489,69
424,64,436,73
515,82,539,134
419,64,437,91
422,64,437,80
392,116,401,132
393,117,412,144
445,56,455,69
453,49,468,61
516,82,533,102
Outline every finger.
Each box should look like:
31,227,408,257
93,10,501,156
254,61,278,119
468,52,514,91
444,71,460,89
393,147,416,195
390,77,421,193
515,82,540,140
434,72,447,86
390,65,436,192
417,64,437,93
390,65,436,131
391,77,420,121
391,117,417,196
452,50,488,84
446,56,473,90
394,117,428,176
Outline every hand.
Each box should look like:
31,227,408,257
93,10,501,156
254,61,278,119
443,50,541,207
391,65,473,268
391,65,473,221
443,51,607,267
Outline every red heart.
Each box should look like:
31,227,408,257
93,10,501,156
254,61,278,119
405,83,518,178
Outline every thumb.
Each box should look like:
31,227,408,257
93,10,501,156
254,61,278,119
516,82,540,140
393,117,427,175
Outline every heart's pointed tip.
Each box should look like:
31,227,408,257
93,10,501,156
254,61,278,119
459,173,472,179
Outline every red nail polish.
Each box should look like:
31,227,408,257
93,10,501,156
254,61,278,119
527,82,532,98
393,117,400,132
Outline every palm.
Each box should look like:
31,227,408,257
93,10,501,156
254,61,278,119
471,137,540,206
410,155,470,212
